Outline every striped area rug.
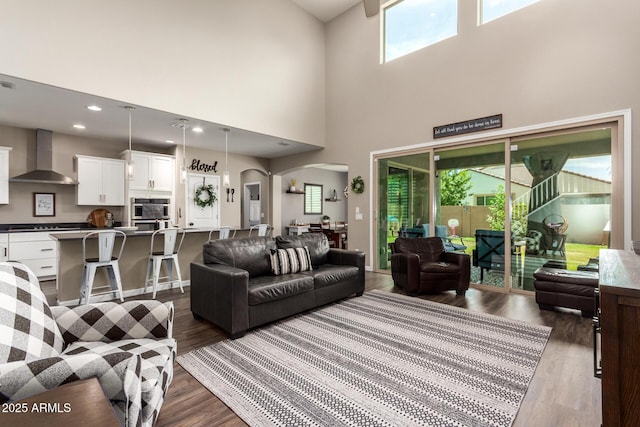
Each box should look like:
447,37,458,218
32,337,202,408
178,290,551,426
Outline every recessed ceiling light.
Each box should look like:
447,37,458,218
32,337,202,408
87,105,102,111
165,140,175,144
192,126,203,133
73,124,86,129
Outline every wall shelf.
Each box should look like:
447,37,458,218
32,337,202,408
325,198,341,202
286,190,305,194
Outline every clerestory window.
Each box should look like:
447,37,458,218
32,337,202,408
383,0,458,63
479,0,541,24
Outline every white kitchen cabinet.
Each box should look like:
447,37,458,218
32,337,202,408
8,232,57,278
0,234,8,261
128,151,174,192
0,147,11,204
76,155,126,206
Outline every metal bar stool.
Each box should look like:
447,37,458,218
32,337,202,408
145,227,185,298
209,226,237,241
248,224,272,237
79,229,127,305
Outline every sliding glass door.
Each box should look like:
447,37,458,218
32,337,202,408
434,142,506,289
509,128,612,291
373,121,620,295
376,153,430,270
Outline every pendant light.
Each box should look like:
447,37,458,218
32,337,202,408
125,106,135,180
179,118,188,184
222,128,231,188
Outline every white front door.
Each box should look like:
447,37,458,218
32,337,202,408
187,174,220,228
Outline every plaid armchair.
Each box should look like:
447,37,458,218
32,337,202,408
0,261,176,427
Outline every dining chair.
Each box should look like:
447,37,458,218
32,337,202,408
79,230,127,304
308,223,323,232
209,226,236,241
322,228,338,248
333,222,348,249
145,227,185,298
249,223,273,237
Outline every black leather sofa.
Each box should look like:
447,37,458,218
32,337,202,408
190,233,365,338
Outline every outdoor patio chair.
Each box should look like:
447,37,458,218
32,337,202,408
422,224,467,252
473,229,506,281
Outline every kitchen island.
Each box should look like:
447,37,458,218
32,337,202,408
51,227,250,305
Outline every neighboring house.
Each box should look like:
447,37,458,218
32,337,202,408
458,164,611,244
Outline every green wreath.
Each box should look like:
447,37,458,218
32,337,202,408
350,175,365,194
194,184,217,208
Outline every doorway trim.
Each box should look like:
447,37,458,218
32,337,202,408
243,181,261,228
369,109,631,272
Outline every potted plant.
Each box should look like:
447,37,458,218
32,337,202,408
290,179,297,192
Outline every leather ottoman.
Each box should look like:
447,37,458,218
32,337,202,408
533,267,599,317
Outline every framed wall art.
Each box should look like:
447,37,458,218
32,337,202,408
33,192,56,217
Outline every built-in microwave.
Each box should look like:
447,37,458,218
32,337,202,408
131,198,170,220
133,219,170,231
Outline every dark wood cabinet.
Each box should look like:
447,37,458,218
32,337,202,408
599,249,640,427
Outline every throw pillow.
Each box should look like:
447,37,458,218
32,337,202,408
270,247,312,275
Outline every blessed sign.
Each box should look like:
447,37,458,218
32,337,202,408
189,158,218,173
433,114,503,139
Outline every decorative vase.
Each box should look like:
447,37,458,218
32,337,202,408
290,186,296,192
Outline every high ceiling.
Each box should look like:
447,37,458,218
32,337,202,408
292,0,361,22
0,2,368,161
0,74,320,159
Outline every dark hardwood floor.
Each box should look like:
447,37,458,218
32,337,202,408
42,273,602,426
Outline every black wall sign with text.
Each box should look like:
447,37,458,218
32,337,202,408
433,114,503,139
189,158,218,173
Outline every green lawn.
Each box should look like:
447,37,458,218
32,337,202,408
564,242,604,270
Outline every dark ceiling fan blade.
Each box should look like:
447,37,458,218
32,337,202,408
363,0,379,17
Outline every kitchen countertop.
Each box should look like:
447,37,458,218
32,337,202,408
50,227,220,240
0,224,242,235
0,222,121,233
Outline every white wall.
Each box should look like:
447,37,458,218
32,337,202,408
0,0,326,147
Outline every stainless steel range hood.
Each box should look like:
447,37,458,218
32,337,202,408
10,129,77,185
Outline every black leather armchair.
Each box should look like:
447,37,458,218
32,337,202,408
391,237,470,296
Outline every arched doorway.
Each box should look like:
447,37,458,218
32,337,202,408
240,169,269,229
